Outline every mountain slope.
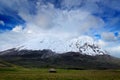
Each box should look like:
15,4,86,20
0,59,14,67
0,48,120,69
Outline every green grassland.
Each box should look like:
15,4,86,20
0,67,120,80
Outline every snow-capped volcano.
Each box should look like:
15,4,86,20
78,43,106,55
17,36,107,55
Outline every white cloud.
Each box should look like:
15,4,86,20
109,46,120,53
0,31,27,51
118,32,120,38
0,20,5,26
53,10,104,33
19,8,104,36
61,0,83,9
97,39,107,47
12,25,23,32
102,0,120,11
107,46,120,57
0,0,26,15
101,32,117,41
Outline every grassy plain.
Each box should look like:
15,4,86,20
0,67,120,80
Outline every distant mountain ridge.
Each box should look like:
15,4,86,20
0,47,120,69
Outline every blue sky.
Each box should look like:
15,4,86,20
0,0,120,57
